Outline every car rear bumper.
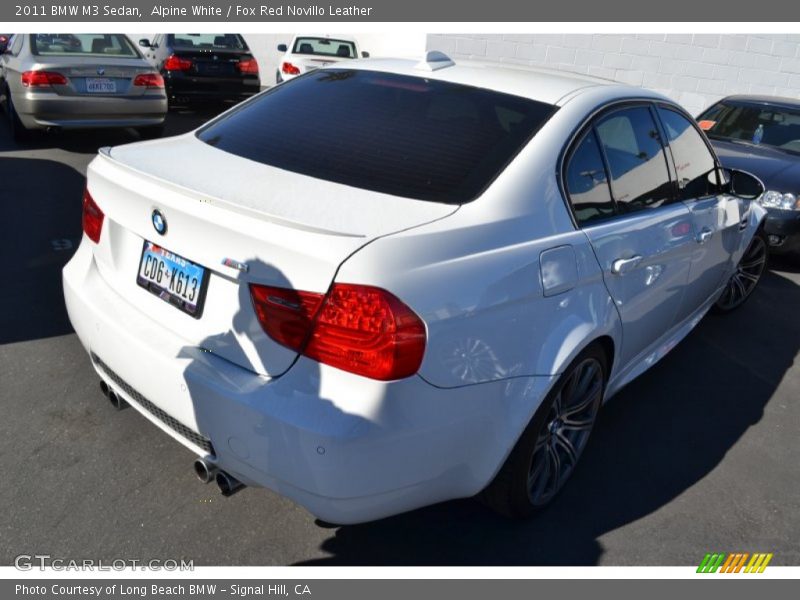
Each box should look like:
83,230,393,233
763,207,800,254
62,239,554,524
14,90,167,130
164,74,260,103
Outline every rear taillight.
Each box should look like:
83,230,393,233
237,58,259,74
250,283,426,381
133,73,165,88
281,62,300,75
163,55,193,71
21,70,67,87
82,188,104,244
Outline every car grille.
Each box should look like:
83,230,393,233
91,353,215,456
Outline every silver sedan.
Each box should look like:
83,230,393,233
0,34,167,141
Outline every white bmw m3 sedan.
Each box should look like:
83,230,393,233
63,52,768,524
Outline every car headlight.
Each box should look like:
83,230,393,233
758,190,800,210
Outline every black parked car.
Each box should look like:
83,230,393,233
138,33,260,107
698,95,800,256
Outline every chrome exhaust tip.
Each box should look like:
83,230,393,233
193,458,218,484
107,390,129,411
99,380,110,397
216,471,245,497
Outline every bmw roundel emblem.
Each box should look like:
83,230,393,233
152,210,167,235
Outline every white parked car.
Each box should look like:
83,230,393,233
275,34,367,83
63,53,767,524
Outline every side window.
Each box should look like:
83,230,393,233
565,130,616,225
658,107,718,200
595,106,673,213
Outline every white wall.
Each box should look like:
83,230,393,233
426,34,800,115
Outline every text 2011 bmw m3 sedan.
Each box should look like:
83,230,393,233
63,53,767,524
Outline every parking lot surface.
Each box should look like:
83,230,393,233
1,112,798,566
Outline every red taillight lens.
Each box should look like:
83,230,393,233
237,58,259,74
250,285,325,350
21,70,68,87
250,283,426,380
281,62,300,75
133,73,165,88
81,188,104,244
163,55,193,71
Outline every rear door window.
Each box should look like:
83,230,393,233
595,106,674,213
197,69,557,204
657,107,718,200
565,130,616,225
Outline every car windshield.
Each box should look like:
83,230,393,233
197,69,557,204
30,34,138,57
698,100,800,154
169,34,247,51
292,37,357,58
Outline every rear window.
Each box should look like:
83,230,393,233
169,34,247,51
197,69,556,203
293,37,357,58
31,34,138,57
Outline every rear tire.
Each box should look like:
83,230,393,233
481,344,607,518
711,230,768,314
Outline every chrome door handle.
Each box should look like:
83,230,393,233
696,227,713,244
611,255,643,275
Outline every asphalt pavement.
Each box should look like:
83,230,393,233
0,109,798,566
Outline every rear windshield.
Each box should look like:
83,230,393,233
197,69,556,203
698,100,800,154
169,34,247,51
31,34,138,57
293,37,357,58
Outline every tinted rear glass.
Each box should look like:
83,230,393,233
169,34,247,51
197,69,556,203
31,34,138,57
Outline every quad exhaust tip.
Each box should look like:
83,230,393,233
216,470,245,497
107,389,129,411
193,458,218,484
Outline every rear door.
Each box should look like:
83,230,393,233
656,105,745,318
566,103,695,368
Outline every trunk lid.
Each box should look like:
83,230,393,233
87,133,457,377
35,56,152,98
171,49,252,78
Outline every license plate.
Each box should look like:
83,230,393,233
86,78,116,93
137,241,207,318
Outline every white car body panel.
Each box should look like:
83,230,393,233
63,58,765,523
277,34,362,83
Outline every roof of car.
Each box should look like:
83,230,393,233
332,56,622,105
720,94,800,109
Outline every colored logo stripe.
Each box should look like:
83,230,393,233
697,552,773,573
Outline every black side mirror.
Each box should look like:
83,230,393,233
138,38,151,48
277,44,288,52
726,168,765,200
361,51,370,58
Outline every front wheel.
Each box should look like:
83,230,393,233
481,344,607,518
712,231,768,314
